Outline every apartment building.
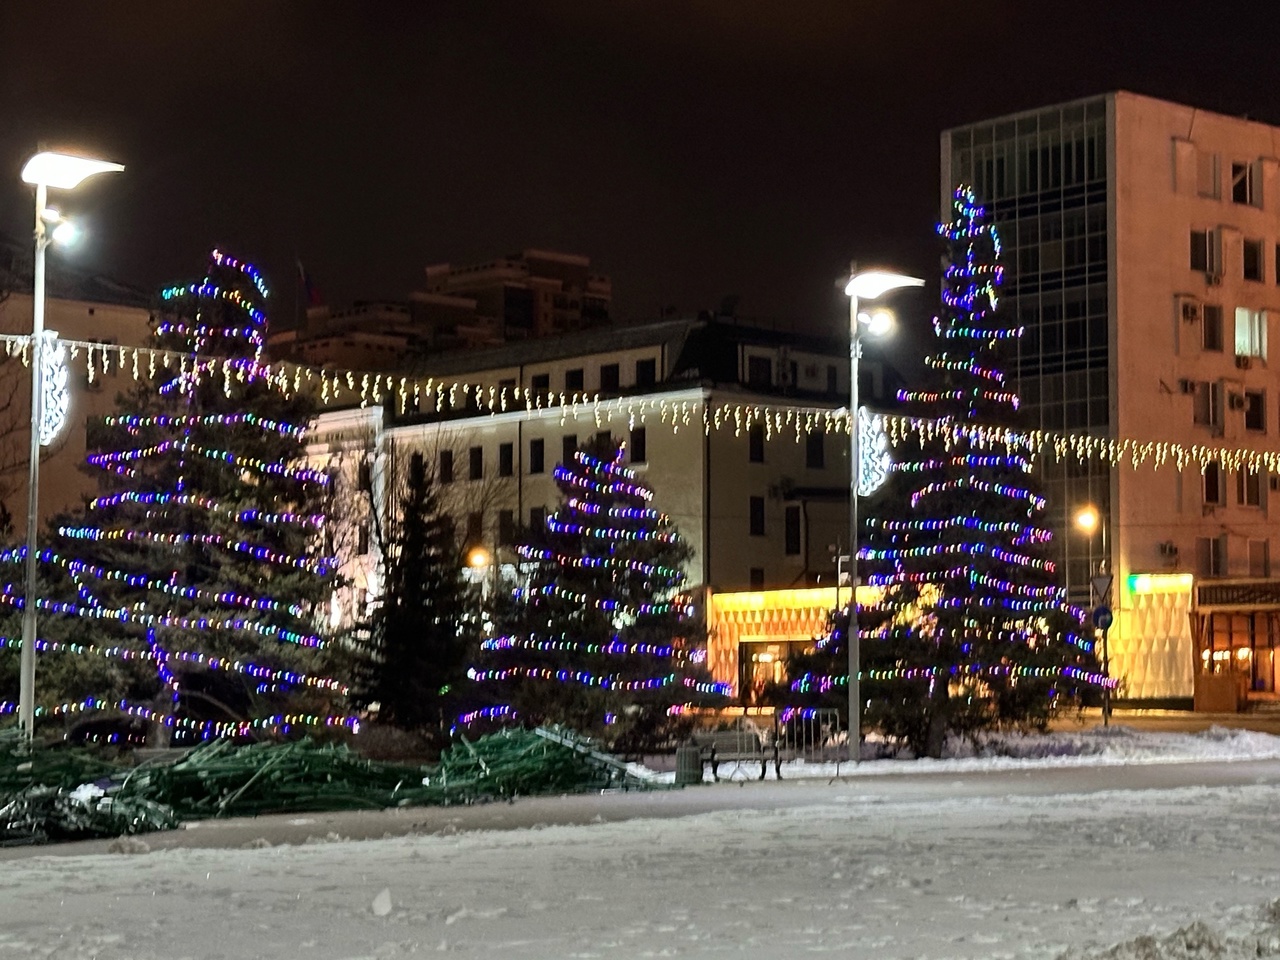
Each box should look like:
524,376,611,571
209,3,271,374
310,316,897,698
943,92,1280,706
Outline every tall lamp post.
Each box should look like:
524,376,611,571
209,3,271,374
1074,503,1111,725
844,267,923,763
16,151,123,741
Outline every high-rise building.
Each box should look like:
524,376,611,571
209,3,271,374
942,92,1280,707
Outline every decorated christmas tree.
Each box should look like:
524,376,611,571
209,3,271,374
790,187,1109,757
0,249,351,742
469,436,726,748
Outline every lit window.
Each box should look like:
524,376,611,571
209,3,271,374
1235,307,1267,359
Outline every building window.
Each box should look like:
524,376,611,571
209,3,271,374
469,446,484,480
747,355,772,389
1203,304,1224,351
599,363,620,392
1190,230,1209,272
595,430,612,451
1197,536,1227,577
565,368,585,392
1196,150,1219,198
498,509,515,545
784,505,801,555
749,496,765,536
1249,539,1271,577
357,524,370,556
357,461,372,492
630,427,647,464
1193,381,1222,430
1245,390,1266,432
805,431,824,469
1245,238,1265,282
749,567,765,591
562,434,577,466
635,358,657,388
466,511,483,544
529,438,545,474
1203,461,1225,506
530,506,546,531
1231,161,1256,205
1238,468,1262,507
499,442,514,477
531,373,550,393
498,377,516,388
1235,307,1267,359
439,450,454,484
748,425,764,463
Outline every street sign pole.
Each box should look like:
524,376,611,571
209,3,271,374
1091,570,1115,727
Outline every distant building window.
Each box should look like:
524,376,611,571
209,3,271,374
600,363,620,392
1197,536,1226,577
529,438,545,474
1245,390,1266,432
630,427,647,464
749,496,765,537
784,505,801,555
1196,151,1219,198
747,355,772,389
562,434,577,466
358,524,370,556
806,431,824,469
498,509,516,545
565,368,585,392
1193,381,1222,431
1231,161,1256,205
749,567,765,591
531,373,551,393
748,425,764,463
499,377,516,388
595,430,612,451
530,506,546,531
1245,238,1265,282
635,358,657,388
1235,307,1267,359
1203,304,1224,352
467,511,483,543
1249,539,1270,577
357,461,372,491
1203,461,1225,506
499,442,514,477
1190,230,1213,272
439,450,454,484
1238,468,1262,507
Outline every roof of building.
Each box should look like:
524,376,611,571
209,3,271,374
0,234,153,310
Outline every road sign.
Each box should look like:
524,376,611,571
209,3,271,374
1091,574,1114,605
1092,605,1113,631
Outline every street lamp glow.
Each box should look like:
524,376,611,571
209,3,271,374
1074,504,1100,534
844,270,925,300
21,151,125,190
860,308,895,338
16,149,123,743
468,546,492,568
51,220,79,246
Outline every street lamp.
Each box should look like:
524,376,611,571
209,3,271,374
1074,502,1112,725
16,151,123,742
844,266,923,763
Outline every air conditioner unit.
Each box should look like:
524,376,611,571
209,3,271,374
1229,392,1246,409
1206,273,1223,286
1236,355,1252,370
1178,378,1195,394
1181,302,1201,322
1159,540,1179,557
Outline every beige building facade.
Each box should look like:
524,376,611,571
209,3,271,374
944,92,1280,705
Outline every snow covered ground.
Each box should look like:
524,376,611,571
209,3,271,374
6,725,1280,959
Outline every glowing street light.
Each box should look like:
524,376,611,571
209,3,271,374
16,150,123,743
844,265,923,764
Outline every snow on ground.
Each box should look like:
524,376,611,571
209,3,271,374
5,726,1280,959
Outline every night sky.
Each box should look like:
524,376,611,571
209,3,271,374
2,1,1277,362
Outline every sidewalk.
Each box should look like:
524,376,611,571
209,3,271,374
1052,708,1280,736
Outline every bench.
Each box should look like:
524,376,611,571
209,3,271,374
689,729,780,781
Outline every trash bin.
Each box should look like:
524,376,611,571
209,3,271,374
674,743,703,785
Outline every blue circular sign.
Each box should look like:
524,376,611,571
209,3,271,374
1092,606,1113,630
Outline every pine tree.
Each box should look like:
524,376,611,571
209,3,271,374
359,449,478,742
1,249,350,742
471,436,726,749
804,188,1108,758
